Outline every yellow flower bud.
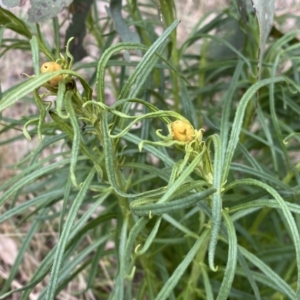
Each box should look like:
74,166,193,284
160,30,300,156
40,62,64,87
171,120,195,142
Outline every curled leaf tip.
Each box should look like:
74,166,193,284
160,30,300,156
138,141,144,152
211,265,218,272
134,244,141,254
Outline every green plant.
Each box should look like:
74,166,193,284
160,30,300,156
1,0,300,299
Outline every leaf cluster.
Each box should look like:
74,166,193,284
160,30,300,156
1,1,300,299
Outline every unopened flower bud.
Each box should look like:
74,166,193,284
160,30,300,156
171,120,195,142
40,62,64,87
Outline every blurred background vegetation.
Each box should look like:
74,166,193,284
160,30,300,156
1,0,300,299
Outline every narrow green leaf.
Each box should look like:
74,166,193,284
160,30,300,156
56,81,69,119
2,192,111,300
201,264,214,300
230,199,300,219
251,0,275,79
130,188,216,216
216,210,237,300
120,20,181,100
39,234,111,299
59,177,72,235
225,178,300,297
30,36,40,75
135,217,162,255
0,190,63,224
162,214,199,239
109,213,129,300
96,43,148,103
45,168,96,300
116,129,174,167
0,70,92,112
0,158,71,206
237,252,262,300
239,245,296,299
154,229,210,300
0,7,53,59
220,60,244,164
123,217,149,274
64,90,81,187
207,134,223,271
222,76,287,183
101,111,136,197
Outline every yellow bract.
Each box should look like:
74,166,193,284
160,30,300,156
171,120,195,142
40,62,64,87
